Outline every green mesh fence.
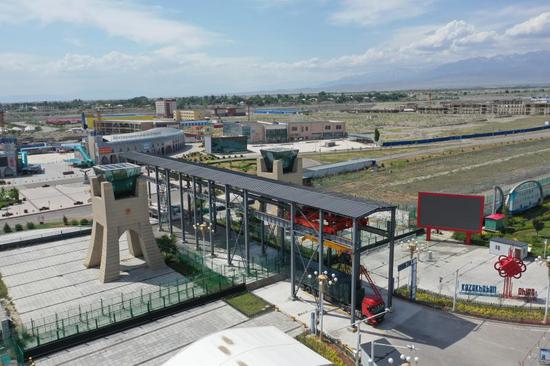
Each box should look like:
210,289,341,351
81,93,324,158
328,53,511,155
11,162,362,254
19,271,239,351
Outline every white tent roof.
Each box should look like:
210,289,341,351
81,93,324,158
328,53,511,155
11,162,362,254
162,326,332,366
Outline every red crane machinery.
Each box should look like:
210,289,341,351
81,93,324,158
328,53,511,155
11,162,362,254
294,207,369,235
359,265,386,324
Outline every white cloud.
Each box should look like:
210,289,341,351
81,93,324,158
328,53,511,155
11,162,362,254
330,0,432,27
0,0,218,48
506,11,550,37
410,20,497,51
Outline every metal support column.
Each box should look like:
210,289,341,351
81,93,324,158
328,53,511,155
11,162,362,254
260,201,266,255
290,203,296,299
178,173,185,243
387,208,396,308
147,168,152,200
243,190,250,272
208,181,214,256
154,166,162,231
350,218,360,324
318,209,324,275
225,185,232,266
186,180,192,227
277,206,284,260
166,169,173,236
192,176,199,250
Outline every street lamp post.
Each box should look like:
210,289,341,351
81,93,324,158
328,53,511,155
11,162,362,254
193,222,213,262
535,255,550,324
350,308,392,366
308,270,337,341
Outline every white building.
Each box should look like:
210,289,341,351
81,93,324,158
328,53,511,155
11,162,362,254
163,326,331,366
489,237,529,259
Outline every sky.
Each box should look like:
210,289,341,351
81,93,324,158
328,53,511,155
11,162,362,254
1,0,550,101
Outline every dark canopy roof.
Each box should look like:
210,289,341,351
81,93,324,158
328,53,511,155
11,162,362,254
121,151,393,219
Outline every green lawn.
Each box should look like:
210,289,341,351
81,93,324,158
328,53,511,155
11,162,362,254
453,199,550,257
225,292,272,317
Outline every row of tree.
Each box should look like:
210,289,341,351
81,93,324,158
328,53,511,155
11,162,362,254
2,91,408,111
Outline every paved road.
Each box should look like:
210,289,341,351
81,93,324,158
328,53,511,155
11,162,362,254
254,281,548,366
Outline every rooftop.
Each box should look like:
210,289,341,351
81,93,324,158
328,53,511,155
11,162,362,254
103,128,183,142
122,151,393,218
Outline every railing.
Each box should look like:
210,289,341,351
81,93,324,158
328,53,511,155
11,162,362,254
19,270,238,352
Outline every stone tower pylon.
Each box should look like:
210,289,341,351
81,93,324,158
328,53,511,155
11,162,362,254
84,164,165,283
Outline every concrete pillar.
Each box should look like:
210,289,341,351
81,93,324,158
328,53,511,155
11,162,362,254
85,177,165,283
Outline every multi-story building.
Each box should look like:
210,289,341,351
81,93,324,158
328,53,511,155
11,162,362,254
155,98,177,118
418,99,550,115
285,120,346,141
174,110,207,121
0,136,18,177
94,119,179,135
222,120,346,143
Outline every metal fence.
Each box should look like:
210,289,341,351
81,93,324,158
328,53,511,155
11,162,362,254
18,270,237,352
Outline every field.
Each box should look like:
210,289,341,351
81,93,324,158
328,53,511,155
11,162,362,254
245,107,549,142
314,137,550,205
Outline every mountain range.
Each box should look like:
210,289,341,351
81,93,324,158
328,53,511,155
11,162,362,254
319,51,550,92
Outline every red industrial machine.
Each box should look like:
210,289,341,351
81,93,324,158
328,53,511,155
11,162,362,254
359,265,386,324
294,207,369,235
494,250,527,298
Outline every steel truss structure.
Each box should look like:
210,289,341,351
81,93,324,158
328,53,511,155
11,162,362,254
122,151,398,324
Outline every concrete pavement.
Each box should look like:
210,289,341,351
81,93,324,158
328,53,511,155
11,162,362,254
253,280,548,366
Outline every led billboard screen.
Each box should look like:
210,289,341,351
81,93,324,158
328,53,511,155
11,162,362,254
417,192,484,233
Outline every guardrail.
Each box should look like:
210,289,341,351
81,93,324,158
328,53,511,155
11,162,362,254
0,227,92,251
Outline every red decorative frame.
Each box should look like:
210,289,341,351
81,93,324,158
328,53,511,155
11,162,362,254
417,192,485,244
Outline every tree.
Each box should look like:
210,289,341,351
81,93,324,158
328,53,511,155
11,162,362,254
3,223,11,233
8,188,18,201
62,215,69,225
26,222,35,230
533,219,545,236
14,224,23,232
374,128,380,142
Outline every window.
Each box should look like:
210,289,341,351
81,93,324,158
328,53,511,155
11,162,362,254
325,125,331,130
336,125,342,130
291,126,297,131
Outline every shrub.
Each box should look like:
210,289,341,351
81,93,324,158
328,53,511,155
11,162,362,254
3,224,12,233
14,224,23,232
70,219,79,226
26,222,35,230
80,218,89,226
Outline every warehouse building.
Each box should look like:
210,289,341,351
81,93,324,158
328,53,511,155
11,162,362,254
88,127,185,164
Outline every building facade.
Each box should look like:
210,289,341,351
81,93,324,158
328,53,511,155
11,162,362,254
223,120,346,143
94,119,179,135
88,128,185,164
0,136,18,177
204,135,248,154
174,110,207,121
155,99,177,118
418,100,550,115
